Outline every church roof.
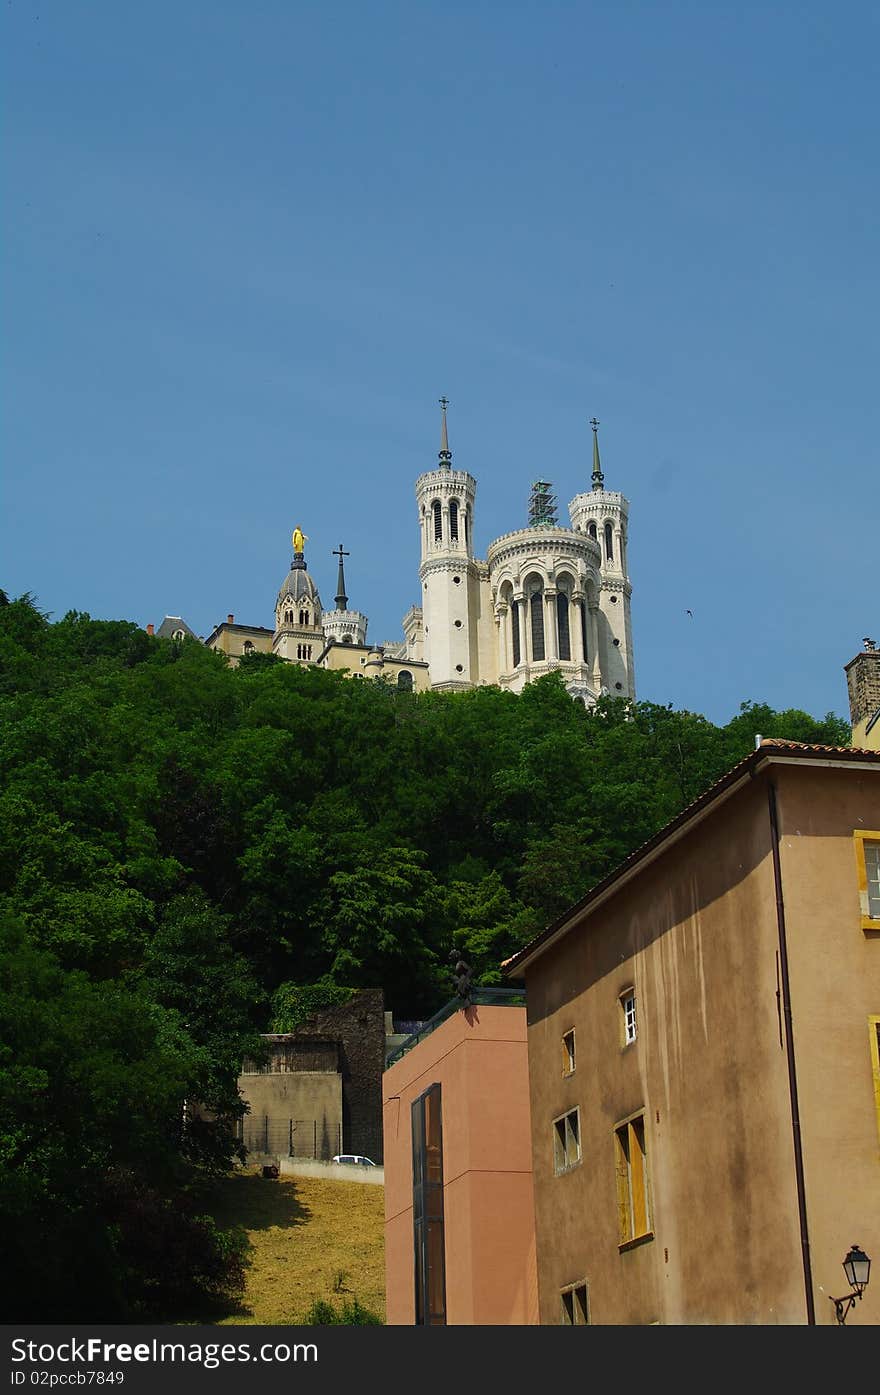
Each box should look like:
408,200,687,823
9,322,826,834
277,562,322,612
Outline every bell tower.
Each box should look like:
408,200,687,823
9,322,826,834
414,399,478,690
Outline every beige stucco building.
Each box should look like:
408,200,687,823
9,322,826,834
505,740,880,1325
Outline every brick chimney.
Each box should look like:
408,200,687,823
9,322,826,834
844,640,880,750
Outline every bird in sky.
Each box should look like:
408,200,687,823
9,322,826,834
686,609,693,618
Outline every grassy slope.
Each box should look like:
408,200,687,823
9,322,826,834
209,1170,386,1324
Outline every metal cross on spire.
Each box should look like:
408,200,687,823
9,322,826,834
438,396,452,466
332,542,350,611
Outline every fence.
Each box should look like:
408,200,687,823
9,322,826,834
238,1116,343,1160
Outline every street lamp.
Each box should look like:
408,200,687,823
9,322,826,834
830,1245,871,1325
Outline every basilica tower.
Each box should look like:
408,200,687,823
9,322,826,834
568,421,635,699
273,526,325,664
414,400,481,690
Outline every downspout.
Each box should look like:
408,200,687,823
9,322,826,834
767,777,815,1324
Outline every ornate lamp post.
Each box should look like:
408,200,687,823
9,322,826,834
829,1245,871,1325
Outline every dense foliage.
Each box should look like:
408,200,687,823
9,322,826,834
0,591,849,1315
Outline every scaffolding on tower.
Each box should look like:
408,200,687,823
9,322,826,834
528,480,558,527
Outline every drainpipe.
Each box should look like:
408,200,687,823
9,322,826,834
767,777,815,1324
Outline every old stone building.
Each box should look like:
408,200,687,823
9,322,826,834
846,638,880,750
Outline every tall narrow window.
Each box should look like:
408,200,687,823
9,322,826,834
397,670,414,691
299,609,309,625
449,499,459,541
562,1029,576,1075
588,522,597,541
604,522,614,562
530,591,545,661
432,500,442,542
865,842,880,917
580,602,589,664
557,592,571,661
614,1114,651,1246
511,601,521,667
463,511,469,546
869,1017,880,1146
853,832,880,927
412,1084,446,1325
620,989,637,1045
553,1108,581,1174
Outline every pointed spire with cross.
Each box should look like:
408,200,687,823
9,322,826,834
590,417,605,490
332,543,350,611
438,396,452,467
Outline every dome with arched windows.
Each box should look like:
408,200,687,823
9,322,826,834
276,563,323,626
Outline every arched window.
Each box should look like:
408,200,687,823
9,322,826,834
604,522,613,562
511,600,521,667
299,608,309,625
243,640,254,653
432,500,442,542
306,645,312,660
449,499,459,542
588,522,597,541
172,629,184,642
397,670,414,692
342,634,353,644
530,591,545,662
284,608,294,625
557,592,571,661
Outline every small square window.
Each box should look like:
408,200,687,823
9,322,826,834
562,1029,576,1075
553,1108,581,1174
853,832,880,928
620,989,637,1045
560,1281,590,1325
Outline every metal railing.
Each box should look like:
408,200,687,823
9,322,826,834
238,1116,343,1160
385,987,526,1068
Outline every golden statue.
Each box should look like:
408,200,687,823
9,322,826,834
292,526,308,554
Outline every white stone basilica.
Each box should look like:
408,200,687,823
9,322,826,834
160,406,635,706
402,405,635,704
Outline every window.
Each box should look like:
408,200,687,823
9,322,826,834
553,1108,581,1174
614,1114,652,1246
853,832,880,928
562,1029,576,1075
412,1084,446,1326
557,592,571,661
560,1282,589,1325
449,499,459,541
299,608,309,625
397,670,413,692
588,521,597,541
604,522,614,562
620,989,637,1045
870,1017,880,1146
432,500,442,542
511,600,521,667
530,590,545,661
243,640,254,653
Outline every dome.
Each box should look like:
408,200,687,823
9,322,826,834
277,561,323,621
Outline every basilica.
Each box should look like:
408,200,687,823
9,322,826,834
153,406,635,705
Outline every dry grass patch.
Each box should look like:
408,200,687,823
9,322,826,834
209,1169,385,1324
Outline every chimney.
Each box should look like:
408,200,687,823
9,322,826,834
146,623,154,636
227,613,234,625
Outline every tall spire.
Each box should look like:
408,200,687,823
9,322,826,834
438,396,452,467
332,543,350,610
590,417,604,490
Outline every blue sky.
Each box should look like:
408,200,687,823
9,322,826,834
3,1,877,725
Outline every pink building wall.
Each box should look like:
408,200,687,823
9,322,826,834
383,1003,539,1325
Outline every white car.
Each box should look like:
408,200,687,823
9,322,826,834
332,1153,377,1167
